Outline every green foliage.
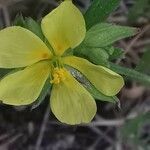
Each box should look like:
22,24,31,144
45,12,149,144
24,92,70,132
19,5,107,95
25,17,45,41
128,0,150,24
110,63,150,86
13,15,45,41
74,44,109,66
136,48,150,75
74,45,123,66
74,23,137,66
73,22,150,87
84,23,138,48
85,0,120,29
13,14,26,27
109,47,124,60
121,112,150,149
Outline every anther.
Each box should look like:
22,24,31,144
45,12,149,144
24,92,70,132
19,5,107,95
50,68,66,84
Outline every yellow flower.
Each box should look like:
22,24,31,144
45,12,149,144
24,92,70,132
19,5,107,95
0,0,124,125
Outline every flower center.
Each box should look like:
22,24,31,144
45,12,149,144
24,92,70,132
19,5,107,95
50,67,66,84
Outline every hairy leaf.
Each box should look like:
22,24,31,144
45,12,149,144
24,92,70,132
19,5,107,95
84,23,138,47
85,0,120,29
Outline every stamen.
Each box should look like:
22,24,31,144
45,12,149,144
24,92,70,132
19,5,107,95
50,68,66,84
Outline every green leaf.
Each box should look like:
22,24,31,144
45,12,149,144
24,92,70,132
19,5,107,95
110,63,150,86
136,48,150,75
84,23,138,48
13,15,45,41
31,79,51,109
74,23,137,66
104,46,114,55
85,0,120,29
109,47,124,60
13,14,26,27
25,17,45,41
74,44,109,66
74,44,124,66
121,112,150,148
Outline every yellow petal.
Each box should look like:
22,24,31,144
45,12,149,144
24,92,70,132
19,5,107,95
0,26,52,68
50,69,96,125
41,0,86,56
0,61,50,105
63,56,124,96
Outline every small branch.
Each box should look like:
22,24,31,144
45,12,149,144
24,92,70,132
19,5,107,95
86,119,124,127
0,134,23,150
35,105,50,150
48,119,125,127
116,24,150,64
125,25,150,54
88,126,115,144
